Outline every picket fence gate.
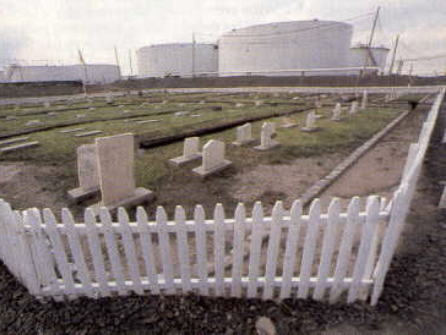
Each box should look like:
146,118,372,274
0,88,444,305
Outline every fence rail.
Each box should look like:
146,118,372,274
0,88,444,305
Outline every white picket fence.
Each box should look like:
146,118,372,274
0,88,444,304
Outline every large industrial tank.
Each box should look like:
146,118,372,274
5,64,120,84
136,43,218,78
347,45,390,75
218,20,354,76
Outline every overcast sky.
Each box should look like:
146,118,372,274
1,0,445,75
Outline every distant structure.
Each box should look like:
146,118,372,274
136,20,390,78
0,69,5,83
136,43,218,78
4,64,120,84
218,20,354,76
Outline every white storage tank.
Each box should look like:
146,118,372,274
0,70,5,83
218,20,354,77
5,64,120,84
136,43,218,78
347,45,390,75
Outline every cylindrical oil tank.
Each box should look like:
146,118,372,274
5,64,120,84
218,20,354,76
136,43,218,78
347,45,390,75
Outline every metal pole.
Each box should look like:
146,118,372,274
388,34,400,75
129,49,133,78
361,7,381,76
114,46,122,80
192,32,196,78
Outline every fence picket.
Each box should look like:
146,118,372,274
348,196,380,303
136,207,160,295
175,206,192,293
99,208,128,296
62,209,94,297
280,200,302,299
263,201,284,300
313,198,340,300
329,197,360,303
247,202,264,298
118,208,144,295
371,188,405,305
298,199,321,299
231,203,246,298
214,204,226,296
43,209,76,297
25,209,60,296
157,206,175,294
84,208,111,297
0,201,16,274
194,205,209,296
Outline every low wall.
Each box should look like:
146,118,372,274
0,81,84,98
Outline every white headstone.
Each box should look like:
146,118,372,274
192,140,232,176
255,122,279,150
315,100,323,109
184,137,200,157
76,114,86,118
349,101,359,115
301,111,318,132
96,134,136,206
233,123,254,146
25,120,43,126
77,144,99,191
44,102,51,108
332,103,342,121
235,103,244,108
255,100,264,107
361,91,368,110
105,93,114,104
202,140,226,172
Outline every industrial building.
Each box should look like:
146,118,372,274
4,64,120,84
136,20,389,78
0,70,5,83
136,43,218,78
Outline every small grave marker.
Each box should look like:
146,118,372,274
301,111,319,132
349,101,359,115
331,103,342,121
74,131,104,138
255,122,279,151
233,123,255,146
192,140,232,177
169,137,202,166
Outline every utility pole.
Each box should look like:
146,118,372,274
114,46,122,80
388,34,400,75
128,49,134,78
192,32,196,78
361,6,381,76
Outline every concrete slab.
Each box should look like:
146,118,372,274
168,153,202,166
192,160,232,178
0,137,29,147
60,127,86,133
301,127,320,133
90,187,155,214
67,186,100,204
0,141,40,153
137,120,160,124
232,139,255,146
74,131,104,138
254,141,279,151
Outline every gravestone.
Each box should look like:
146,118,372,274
123,110,131,114
68,144,100,203
255,122,279,151
235,103,244,108
47,112,57,116
0,141,40,154
233,123,255,146
90,133,154,212
331,103,342,121
74,130,104,138
281,117,298,128
199,100,206,104
349,101,359,115
169,137,202,166
315,99,323,109
105,94,114,104
361,91,368,110
192,140,232,177
174,111,189,117
118,105,125,108
301,111,318,132
44,102,51,108
89,107,96,111
255,100,264,107
76,114,86,118
60,127,86,134
0,137,29,147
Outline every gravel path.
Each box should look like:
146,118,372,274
0,107,445,334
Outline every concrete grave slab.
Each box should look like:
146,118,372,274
169,137,202,166
59,127,86,133
193,140,232,177
255,122,279,151
233,123,255,146
0,137,29,147
74,131,104,138
0,141,40,154
68,144,100,203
